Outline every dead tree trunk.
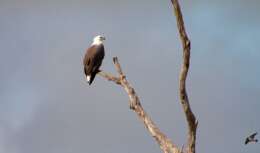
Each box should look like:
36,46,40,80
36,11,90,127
170,1,198,153
94,0,197,153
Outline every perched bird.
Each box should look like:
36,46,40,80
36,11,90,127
245,132,258,145
83,35,105,85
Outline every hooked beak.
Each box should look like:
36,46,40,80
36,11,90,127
101,36,106,40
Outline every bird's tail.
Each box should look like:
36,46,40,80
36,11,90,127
87,69,100,85
86,75,91,83
88,74,95,85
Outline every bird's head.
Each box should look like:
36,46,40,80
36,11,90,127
92,35,106,45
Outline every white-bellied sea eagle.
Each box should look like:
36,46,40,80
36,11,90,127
83,35,105,85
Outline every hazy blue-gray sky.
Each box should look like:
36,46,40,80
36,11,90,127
0,0,260,153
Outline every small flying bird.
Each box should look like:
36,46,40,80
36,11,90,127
83,35,105,85
245,132,258,145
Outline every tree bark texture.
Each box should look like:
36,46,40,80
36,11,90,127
170,1,198,153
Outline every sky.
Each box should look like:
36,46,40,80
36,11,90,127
0,0,260,153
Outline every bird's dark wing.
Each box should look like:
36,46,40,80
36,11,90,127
245,138,249,145
83,58,90,76
83,46,94,75
92,45,104,72
83,44,105,85
250,132,258,139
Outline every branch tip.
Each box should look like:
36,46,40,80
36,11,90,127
113,57,118,63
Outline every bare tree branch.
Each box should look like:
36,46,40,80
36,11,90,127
98,57,181,153
170,1,198,153
98,71,121,85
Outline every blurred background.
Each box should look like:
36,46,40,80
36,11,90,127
0,0,260,153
